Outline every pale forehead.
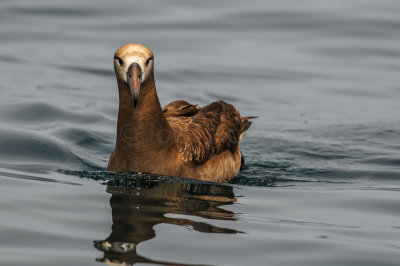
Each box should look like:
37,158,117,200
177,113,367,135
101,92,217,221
115,43,153,58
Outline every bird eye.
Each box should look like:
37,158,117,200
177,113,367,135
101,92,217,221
145,57,153,67
114,57,123,66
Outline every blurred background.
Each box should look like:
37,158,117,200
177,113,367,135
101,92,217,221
0,0,400,266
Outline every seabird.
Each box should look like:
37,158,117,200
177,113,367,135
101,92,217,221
107,43,255,182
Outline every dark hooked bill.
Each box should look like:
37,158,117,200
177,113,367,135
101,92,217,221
127,63,142,108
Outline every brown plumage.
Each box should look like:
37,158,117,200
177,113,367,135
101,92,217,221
107,43,255,182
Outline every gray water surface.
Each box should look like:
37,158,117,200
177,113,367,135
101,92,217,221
1,0,400,265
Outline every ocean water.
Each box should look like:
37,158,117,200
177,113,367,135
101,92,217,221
1,0,400,265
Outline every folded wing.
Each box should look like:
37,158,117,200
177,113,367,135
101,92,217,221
165,100,254,164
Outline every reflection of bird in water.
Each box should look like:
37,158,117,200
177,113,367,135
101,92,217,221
94,177,239,266
107,43,256,182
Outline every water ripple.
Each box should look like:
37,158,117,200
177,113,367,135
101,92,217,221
0,102,103,125
0,170,81,185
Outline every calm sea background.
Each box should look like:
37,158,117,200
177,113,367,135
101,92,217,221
1,0,400,265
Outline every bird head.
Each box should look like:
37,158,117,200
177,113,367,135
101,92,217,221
114,43,154,108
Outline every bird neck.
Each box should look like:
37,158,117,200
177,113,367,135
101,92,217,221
115,75,173,155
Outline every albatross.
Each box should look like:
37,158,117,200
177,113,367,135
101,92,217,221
107,43,255,182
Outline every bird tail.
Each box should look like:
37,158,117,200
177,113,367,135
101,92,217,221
239,116,257,141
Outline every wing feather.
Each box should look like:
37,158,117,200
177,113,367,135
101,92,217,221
165,100,251,164
162,100,200,117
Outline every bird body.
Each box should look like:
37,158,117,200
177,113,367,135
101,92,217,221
107,44,254,182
